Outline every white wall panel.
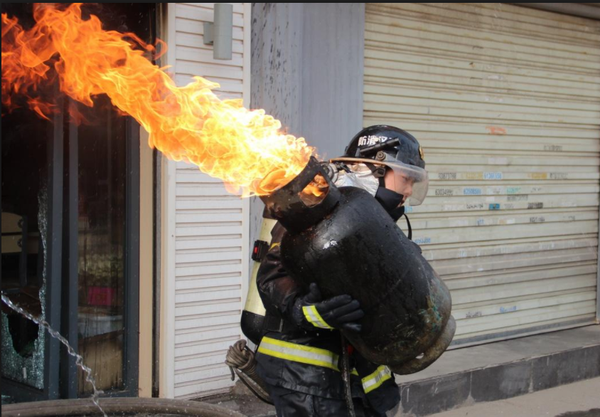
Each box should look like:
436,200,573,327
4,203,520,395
163,3,251,399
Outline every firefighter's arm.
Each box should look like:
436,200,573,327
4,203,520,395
256,222,303,321
351,350,400,413
257,223,364,332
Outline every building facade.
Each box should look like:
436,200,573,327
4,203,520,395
2,2,599,404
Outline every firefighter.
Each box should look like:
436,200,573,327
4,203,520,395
255,125,428,416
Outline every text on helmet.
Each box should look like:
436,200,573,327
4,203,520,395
358,135,392,146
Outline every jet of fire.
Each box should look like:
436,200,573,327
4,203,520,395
1,3,315,196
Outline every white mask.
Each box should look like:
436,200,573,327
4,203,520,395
332,163,379,197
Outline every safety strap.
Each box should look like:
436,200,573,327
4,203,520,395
403,213,413,241
262,315,299,334
303,305,333,330
361,365,393,394
364,162,386,187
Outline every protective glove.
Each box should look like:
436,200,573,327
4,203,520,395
292,283,364,332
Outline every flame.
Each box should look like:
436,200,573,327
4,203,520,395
1,3,316,196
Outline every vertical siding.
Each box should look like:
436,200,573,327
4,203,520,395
248,3,365,281
165,3,250,399
364,3,600,345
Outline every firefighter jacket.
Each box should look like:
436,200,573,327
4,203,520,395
255,222,401,415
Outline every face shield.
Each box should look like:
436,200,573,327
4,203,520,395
330,157,429,206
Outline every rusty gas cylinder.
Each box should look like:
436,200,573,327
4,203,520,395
260,157,455,374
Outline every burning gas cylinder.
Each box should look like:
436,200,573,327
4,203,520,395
259,157,456,374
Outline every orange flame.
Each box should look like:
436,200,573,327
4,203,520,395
1,3,316,196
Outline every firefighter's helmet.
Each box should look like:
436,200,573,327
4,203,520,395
331,125,428,206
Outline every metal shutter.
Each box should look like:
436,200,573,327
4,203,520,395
364,3,600,345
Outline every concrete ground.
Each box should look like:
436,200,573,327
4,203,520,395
201,325,600,417
428,376,600,417
206,377,600,416
394,326,600,416
205,377,600,417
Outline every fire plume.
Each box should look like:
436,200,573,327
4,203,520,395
1,4,315,196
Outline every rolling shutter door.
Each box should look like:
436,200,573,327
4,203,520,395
364,3,600,345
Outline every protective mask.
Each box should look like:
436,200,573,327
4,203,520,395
332,163,379,197
375,187,405,221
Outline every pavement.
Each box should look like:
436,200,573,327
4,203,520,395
201,325,600,417
205,377,600,417
393,325,600,416
428,376,600,417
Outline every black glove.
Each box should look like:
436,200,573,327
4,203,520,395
292,283,364,332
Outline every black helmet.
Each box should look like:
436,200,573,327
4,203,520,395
343,125,425,169
331,125,428,206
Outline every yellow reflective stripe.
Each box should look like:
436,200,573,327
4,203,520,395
258,336,339,371
303,305,333,330
351,368,359,376
362,365,392,394
269,242,280,250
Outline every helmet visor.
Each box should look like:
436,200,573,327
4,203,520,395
330,157,429,206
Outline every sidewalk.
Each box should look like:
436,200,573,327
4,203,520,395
206,377,600,416
201,325,600,417
428,376,600,417
393,325,600,416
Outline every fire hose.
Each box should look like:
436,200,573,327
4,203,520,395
340,335,357,417
224,339,273,404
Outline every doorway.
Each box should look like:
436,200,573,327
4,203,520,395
1,3,156,402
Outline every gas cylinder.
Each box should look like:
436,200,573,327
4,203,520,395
260,157,455,374
240,217,277,345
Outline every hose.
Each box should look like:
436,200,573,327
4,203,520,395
224,339,273,404
2,398,245,417
340,334,357,417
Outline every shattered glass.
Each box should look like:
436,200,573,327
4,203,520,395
0,311,45,389
1,186,48,389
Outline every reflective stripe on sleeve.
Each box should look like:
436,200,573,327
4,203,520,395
258,336,340,371
361,365,392,394
303,305,333,330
